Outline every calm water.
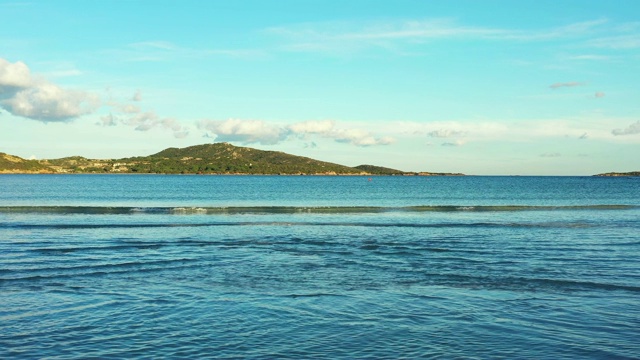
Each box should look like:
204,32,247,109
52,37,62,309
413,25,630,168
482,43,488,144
1,175,639,359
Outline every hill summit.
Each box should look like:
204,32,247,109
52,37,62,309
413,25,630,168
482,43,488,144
136,143,365,175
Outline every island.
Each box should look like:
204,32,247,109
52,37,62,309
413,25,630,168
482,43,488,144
594,171,640,177
1,143,465,176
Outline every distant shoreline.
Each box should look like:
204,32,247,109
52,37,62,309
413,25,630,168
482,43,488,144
0,171,465,176
1,143,465,176
3,172,640,177
594,171,640,177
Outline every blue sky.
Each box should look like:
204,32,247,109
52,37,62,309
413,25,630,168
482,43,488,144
1,0,639,175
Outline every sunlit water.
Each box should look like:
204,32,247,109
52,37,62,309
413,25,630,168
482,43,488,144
1,175,639,359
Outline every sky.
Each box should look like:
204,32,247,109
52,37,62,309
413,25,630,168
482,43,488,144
1,0,639,175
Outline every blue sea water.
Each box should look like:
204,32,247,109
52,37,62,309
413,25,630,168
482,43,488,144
1,175,639,359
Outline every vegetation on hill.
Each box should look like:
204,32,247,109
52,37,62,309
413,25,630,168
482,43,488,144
0,153,52,173
0,143,465,175
128,143,365,174
595,171,640,177
354,164,405,175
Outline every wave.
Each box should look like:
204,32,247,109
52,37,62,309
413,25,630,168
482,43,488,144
3,264,638,294
0,258,199,283
0,204,637,215
434,274,640,293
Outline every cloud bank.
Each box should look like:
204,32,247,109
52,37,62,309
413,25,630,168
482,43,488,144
612,121,640,136
288,120,394,146
100,92,189,138
0,58,99,121
198,119,286,145
427,129,467,138
198,119,394,147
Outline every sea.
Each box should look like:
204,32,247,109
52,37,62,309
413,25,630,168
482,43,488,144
1,174,639,359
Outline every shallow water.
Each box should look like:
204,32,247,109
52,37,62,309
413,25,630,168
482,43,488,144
1,175,639,359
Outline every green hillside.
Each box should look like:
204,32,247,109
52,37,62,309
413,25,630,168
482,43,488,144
595,171,640,177
0,143,466,175
354,164,405,175
124,143,365,174
0,153,51,173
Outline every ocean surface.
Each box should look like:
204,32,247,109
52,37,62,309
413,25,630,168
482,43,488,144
1,174,639,359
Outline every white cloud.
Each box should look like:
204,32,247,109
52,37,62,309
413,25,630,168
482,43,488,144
566,54,611,61
588,34,640,49
540,19,608,39
0,58,99,121
287,119,394,146
268,18,610,55
428,129,467,138
390,121,507,140
47,69,83,78
39,61,84,79
121,104,141,113
287,119,335,135
549,81,587,89
174,130,189,139
99,113,118,127
98,90,189,138
385,117,638,144
581,20,640,50
2,83,99,121
106,41,267,63
0,58,32,89
98,105,189,138
125,112,159,131
612,121,640,136
332,128,395,146
268,19,506,54
338,19,507,41
120,111,189,138
441,140,465,147
197,118,394,147
0,58,188,137
198,119,286,145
